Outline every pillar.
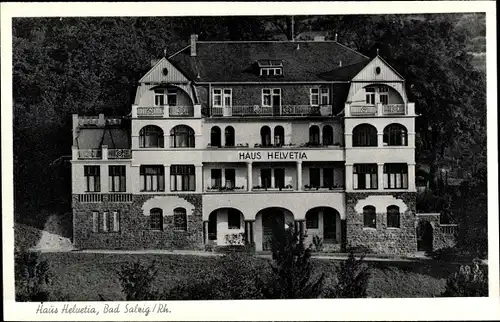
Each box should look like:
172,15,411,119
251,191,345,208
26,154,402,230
345,164,353,191
271,169,275,188
246,162,253,191
101,164,109,193
164,165,171,192
296,161,303,191
245,220,255,245
294,220,305,236
163,105,170,118
195,165,203,192
377,131,384,147
101,145,108,160
378,163,384,190
408,163,416,191
203,221,209,245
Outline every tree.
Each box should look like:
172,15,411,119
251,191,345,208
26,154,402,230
261,226,324,299
327,252,371,298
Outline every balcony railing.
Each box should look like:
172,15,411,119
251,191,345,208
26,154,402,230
169,105,194,117
211,105,333,117
382,104,406,115
137,106,164,117
108,149,132,159
78,149,102,159
350,105,378,116
76,193,133,203
440,224,458,235
349,103,407,116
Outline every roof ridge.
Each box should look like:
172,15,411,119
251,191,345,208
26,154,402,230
335,41,370,60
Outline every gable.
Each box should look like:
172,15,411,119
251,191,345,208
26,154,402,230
351,56,404,82
139,57,190,84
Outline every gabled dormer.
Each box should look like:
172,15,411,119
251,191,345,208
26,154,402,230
256,59,284,77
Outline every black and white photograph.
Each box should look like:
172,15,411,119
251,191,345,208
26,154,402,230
2,1,498,321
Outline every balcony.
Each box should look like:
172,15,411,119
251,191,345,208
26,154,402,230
133,104,201,118
75,147,131,160
169,105,194,117
108,149,132,159
78,149,102,159
347,103,412,117
136,106,164,117
77,115,122,127
211,105,333,117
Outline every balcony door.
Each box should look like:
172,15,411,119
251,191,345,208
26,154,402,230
272,89,281,116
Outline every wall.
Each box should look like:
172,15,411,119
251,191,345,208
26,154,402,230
72,194,204,250
416,213,457,251
345,192,417,254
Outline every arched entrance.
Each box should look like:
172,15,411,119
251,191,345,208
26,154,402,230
305,207,341,245
208,208,245,246
417,220,433,252
256,207,294,251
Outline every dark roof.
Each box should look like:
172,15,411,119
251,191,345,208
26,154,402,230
75,127,130,150
169,41,369,82
319,60,371,81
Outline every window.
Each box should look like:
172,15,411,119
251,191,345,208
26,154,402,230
150,208,163,230
306,211,319,229
310,88,320,106
353,164,378,190
260,169,272,189
260,126,271,147
213,89,222,107
384,163,408,189
321,88,330,105
310,168,320,188
262,89,272,106
167,88,177,106
210,126,221,147
323,168,334,189
101,211,109,232
92,211,99,232
352,124,377,147
322,125,334,145
170,165,195,191
387,205,400,228
383,124,408,146
260,67,283,76
211,169,222,188
154,89,164,106
363,206,376,228
139,125,164,148
309,125,320,145
274,126,284,146
225,169,235,189
274,168,285,189
140,165,165,192
223,89,232,107
84,166,100,192
379,86,389,105
227,209,241,229
365,87,375,104
109,166,126,192
170,125,195,148
174,208,187,231
112,211,120,232
224,126,235,147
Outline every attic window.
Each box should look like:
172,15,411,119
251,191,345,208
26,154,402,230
257,60,283,77
260,68,283,77
257,60,283,68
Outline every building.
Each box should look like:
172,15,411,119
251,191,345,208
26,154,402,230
71,34,423,254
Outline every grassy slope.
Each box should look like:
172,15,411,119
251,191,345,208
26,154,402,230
14,223,43,252
39,253,457,301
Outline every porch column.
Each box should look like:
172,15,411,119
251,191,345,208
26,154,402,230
246,161,253,191
203,220,209,245
377,131,384,147
296,161,303,191
294,220,306,236
245,220,255,245
271,169,275,188
378,163,384,190
164,164,170,192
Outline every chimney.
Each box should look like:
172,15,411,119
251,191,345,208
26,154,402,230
314,36,325,42
335,33,338,42
150,58,160,67
190,34,198,57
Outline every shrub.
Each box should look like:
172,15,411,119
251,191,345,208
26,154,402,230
312,235,323,252
441,262,488,297
326,252,370,298
15,251,51,301
116,260,161,300
261,227,324,299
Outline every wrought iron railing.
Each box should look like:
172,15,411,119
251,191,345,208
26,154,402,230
350,105,378,116
169,105,194,117
107,149,132,159
382,104,406,115
78,149,102,159
137,106,164,117
211,105,332,117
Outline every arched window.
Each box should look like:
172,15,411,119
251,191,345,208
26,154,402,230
210,126,221,147
139,125,164,148
363,205,376,228
224,126,235,147
322,125,334,146
353,124,377,147
170,125,195,148
387,205,400,228
274,126,284,146
383,124,408,146
260,126,271,147
173,207,187,231
305,209,319,229
309,125,320,145
150,208,163,230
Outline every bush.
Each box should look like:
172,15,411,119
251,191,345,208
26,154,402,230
326,252,370,298
15,251,51,301
261,227,324,299
116,260,162,300
312,235,323,252
441,262,488,297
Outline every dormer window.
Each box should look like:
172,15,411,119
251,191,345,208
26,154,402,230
257,60,283,77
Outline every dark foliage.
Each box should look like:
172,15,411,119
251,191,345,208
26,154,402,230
115,260,162,300
326,252,371,298
441,262,488,297
261,227,324,299
15,251,51,301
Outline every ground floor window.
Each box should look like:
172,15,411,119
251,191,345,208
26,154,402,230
353,164,378,190
174,207,187,231
227,209,241,229
306,211,319,229
171,165,195,191
150,208,163,230
92,211,120,233
363,205,376,228
140,165,165,192
384,163,408,189
387,205,401,228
